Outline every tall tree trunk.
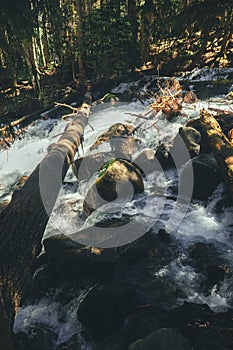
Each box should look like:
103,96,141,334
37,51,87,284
76,0,86,79
128,0,138,48
42,11,50,66
23,40,41,94
139,0,154,62
0,103,90,343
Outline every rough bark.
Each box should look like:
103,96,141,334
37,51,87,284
200,109,233,201
0,104,90,335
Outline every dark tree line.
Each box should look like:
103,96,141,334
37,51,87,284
0,0,232,95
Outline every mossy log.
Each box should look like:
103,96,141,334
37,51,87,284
200,109,233,201
0,103,90,344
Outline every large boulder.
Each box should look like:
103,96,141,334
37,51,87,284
180,154,222,201
77,284,134,340
128,328,191,350
83,159,144,217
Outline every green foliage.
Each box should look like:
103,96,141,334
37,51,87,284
0,0,232,110
82,3,140,79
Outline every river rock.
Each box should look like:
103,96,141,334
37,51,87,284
180,154,222,201
43,234,115,282
188,242,231,289
90,123,134,151
128,328,191,350
186,118,211,153
172,126,201,159
83,159,144,217
14,326,57,350
215,112,233,136
110,136,140,159
72,152,111,180
154,143,175,169
132,149,157,175
77,284,134,340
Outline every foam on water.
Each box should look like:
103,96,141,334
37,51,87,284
13,296,93,349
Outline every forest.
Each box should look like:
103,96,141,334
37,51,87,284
0,0,232,115
1,1,233,350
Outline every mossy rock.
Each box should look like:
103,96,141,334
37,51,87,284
83,159,144,217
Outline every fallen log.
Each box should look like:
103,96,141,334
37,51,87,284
200,109,233,201
0,103,90,342
0,108,47,134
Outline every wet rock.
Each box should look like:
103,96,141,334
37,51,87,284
186,118,211,154
133,149,157,175
157,228,171,243
128,328,191,350
180,154,222,201
72,152,111,180
83,159,144,217
43,234,115,282
14,326,57,350
155,302,233,349
162,126,202,169
215,112,233,136
188,242,231,288
138,279,187,309
128,313,160,342
119,230,158,263
172,126,201,159
154,143,175,170
90,123,134,151
110,136,140,160
77,284,134,340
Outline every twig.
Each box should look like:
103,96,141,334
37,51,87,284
54,102,79,112
224,99,233,113
87,121,94,131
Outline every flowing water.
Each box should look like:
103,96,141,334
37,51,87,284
1,69,233,347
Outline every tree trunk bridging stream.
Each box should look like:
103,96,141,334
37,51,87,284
0,103,90,348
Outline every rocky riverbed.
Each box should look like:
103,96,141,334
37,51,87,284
1,67,233,349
